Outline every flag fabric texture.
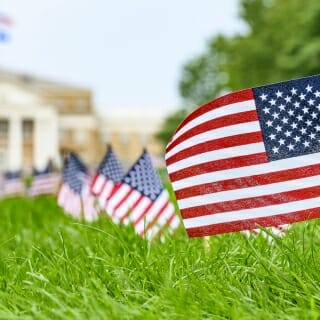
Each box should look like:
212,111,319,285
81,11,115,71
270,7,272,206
1,171,24,196
166,75,320,237
90,146,125,215
58,152,98,221
107,150,180,239
28,165,60,196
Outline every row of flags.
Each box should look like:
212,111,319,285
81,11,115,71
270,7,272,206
58,147,180,240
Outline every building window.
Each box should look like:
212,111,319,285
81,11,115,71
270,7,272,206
23,120,34,140
0,120,8,138
74,129,87,145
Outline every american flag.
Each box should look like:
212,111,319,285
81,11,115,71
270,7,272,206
0,13,12,42
28,165,60,196
1,171,24,197
166,75,320,237
90,146,124,217
107,150,180,239
57,152,98,221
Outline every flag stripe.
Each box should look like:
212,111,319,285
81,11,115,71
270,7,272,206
176,162,320,199
181,185,320,218
169,152,268,182
186,208,320,237
166,121,261,159
179,174,320,211
171,89,254,140
167,109,258,152
167,142,265,173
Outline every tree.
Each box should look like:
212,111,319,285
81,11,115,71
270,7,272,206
157,0,320,148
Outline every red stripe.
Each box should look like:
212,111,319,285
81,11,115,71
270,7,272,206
166,110,258,153
142,201,170,234
181,185,320,218
169,153,268,182
186,208,320,237
171,89,254,139
176,163,320,199
112,186,133,212
153,211,176,238
134,200,154,226
166,132,263,166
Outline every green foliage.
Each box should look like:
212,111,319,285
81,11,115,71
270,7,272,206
1,197,320,318
158,0,320,148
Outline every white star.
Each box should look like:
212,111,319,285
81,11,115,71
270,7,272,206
288,109,294,116
260,93,268,101
314,90,320,98
278,104,286,111
272,146,279,153
266,120,273,127
263,106,270,114
299,93,306,100
275,125,282,132
308,99,315,106
306,84,313,92
284,96,292,103
309,132,316,139
296,114,303,121
281,117,288,124
293,136,301,143
303,141,310,147
290,122,298,129
272,112,279,119
287,143,294,150
302,106,309,114
279,138,285,145
306,119,312,126
284,130,292,137
315,125,320,132
275,90,283,98
317,105,320,111
291,88,297,95
269,133,276,140
311,112,318,119
300,127,307,135
294,101,300,108
269,99,276,106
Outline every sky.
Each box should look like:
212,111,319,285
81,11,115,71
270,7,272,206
0,0,244,111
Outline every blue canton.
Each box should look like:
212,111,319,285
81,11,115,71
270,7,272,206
98,147,124,182
63,152,88,194
253,75,320,161
122,150,163,201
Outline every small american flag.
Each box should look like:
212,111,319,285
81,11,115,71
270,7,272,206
28,165,60,196
0,13,12,42
166,75,320,237
91,146,124,218
107,150,180,239
1,171,24,197
58,152,98,221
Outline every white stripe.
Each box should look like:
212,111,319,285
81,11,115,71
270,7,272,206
168,100,255,146
172,152,320,190
92,174,106,194
166,121,261,159
115,190,140,220
107,184,131,209
179,174,320,209
183,196,320,228
130,197,151,222
98,180,114,206
167,142,265,173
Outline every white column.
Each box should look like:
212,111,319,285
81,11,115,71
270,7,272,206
34,109,60,170
8,114,22,171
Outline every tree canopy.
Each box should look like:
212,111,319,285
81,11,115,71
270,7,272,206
157,0,320,148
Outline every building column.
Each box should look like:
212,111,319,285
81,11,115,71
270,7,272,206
8,114,22,171
34,112,60,170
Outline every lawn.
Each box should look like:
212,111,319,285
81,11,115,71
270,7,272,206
0,196,320,319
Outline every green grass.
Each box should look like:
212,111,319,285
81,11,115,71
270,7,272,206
0,197,320,319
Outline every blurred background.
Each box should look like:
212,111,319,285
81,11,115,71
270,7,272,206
0,0,320,172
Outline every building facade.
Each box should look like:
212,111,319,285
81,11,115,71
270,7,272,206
0,69,171,171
